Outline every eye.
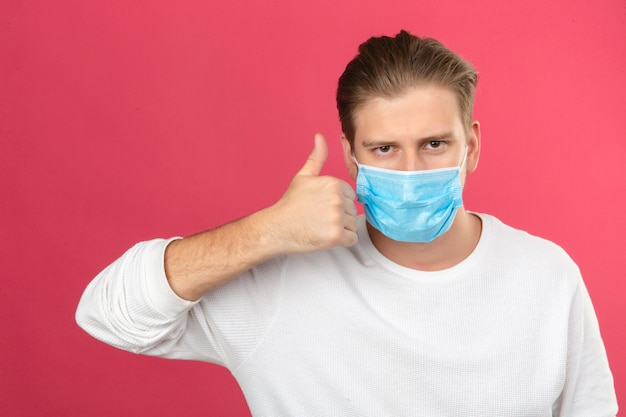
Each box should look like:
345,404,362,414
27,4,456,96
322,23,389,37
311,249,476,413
425,140,443,149
373,145,394,155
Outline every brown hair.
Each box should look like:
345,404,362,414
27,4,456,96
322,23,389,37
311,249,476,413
336,30,478,148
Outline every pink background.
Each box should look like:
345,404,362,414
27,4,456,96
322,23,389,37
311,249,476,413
2,0,624,415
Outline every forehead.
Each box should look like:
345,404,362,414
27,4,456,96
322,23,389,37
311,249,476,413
353,86,464,140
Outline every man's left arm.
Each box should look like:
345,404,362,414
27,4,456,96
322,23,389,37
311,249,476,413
552,277,618,417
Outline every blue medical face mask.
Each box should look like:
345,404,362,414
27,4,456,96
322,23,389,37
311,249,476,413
355,148,467,243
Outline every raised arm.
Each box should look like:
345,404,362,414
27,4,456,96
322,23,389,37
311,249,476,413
76,134,357,355
165,133,357,300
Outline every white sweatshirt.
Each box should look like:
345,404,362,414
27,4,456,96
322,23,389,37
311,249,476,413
76,213,618,416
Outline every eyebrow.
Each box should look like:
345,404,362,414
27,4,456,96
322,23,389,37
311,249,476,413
361,133,456,147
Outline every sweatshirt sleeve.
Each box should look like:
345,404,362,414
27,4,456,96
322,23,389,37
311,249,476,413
75,238,201,357
552,274,618,417
76,238,286,368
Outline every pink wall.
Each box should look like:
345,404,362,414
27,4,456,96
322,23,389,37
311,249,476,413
2,0,624,415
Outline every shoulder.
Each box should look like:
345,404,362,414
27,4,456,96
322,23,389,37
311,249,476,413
480,213,572,257
476,213,581,282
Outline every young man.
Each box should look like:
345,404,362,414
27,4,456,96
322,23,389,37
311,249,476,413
76,31,618,416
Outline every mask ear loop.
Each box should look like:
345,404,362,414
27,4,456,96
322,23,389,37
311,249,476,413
351,152,362,169
460,146,469,169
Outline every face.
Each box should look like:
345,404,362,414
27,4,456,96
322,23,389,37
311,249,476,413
341,85,480,185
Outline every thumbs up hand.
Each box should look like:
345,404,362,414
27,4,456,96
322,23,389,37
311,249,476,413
267,134,358,254
297,132,329,177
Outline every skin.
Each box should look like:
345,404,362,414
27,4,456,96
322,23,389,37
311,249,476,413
165,84,481,301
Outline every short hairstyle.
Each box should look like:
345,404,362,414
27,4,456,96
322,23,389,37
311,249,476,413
336,30,478,147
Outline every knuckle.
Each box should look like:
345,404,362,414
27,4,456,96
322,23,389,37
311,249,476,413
327,228,343,245
328,194,343,208
322,176,342,189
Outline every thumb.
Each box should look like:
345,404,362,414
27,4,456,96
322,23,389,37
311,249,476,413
297,133,328,176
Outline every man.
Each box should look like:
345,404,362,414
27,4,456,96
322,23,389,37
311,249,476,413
76,30,618,416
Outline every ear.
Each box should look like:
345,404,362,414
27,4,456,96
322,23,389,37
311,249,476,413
466,121,481,174
340,134,358,181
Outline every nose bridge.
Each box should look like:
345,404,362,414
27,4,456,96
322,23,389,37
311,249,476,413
402,148,421,171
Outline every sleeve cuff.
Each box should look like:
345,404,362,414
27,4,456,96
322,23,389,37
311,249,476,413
143,237,199,318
